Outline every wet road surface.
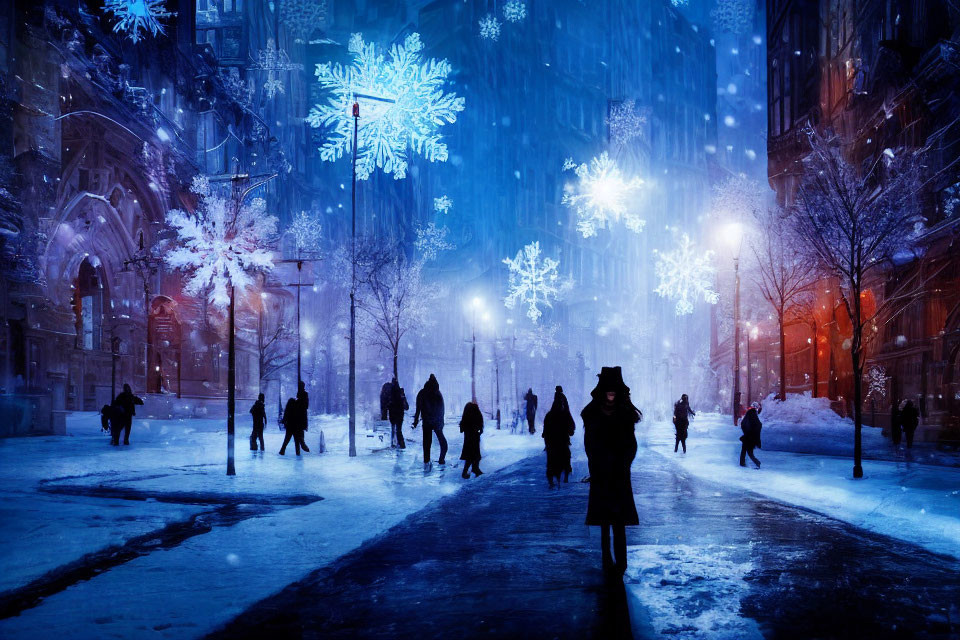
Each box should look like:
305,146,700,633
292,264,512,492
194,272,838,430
208,450,960,639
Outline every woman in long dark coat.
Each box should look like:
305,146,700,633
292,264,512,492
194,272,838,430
583,366,641,576
459,402,484,478
542,393,575,487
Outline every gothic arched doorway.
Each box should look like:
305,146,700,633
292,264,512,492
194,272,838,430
148,296,182,394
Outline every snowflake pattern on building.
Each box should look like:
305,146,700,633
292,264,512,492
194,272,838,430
503,241,560,324
711,0,754,34
250,39,303,99
653,233,720,316
278,0,327,43
219,68,253,109
307,32,465,180
607,100,647,147
102,0,173,43
287,210,323,261
165,176,278,309
434,195,453,214
562,152,646,238
503,1,527,23
517,324,560,359
414,223,454,261
866,365,890,400
479,14,501,40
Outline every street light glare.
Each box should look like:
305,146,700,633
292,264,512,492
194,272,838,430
723,221,743,247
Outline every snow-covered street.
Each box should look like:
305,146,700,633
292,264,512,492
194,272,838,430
1,406,959,638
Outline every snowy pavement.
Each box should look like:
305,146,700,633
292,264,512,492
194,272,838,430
0,411,544,639
208,449,960,639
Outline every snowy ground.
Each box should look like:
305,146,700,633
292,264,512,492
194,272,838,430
640,407,960,560
0,411,544,639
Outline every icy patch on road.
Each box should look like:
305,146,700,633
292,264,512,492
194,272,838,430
624,544,762,639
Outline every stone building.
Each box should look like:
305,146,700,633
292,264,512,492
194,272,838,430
765,0,960,440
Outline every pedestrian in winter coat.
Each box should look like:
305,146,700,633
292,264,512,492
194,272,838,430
739,402,762,468
890,401,902,447
250,393,266,451
102,403,126,446
379,382,392,421
387,378,409,449
543,392,576,487
297,381,310,432
279,397,310,456
113,383,144,445
583,366,641,576
673,393,695,453
459,402,484,478
413,374,447,465
524,388,538,434
901,400,920,449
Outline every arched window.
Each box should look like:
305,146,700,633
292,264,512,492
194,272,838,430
73,258,105,350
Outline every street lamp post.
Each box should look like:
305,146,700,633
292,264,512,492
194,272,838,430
724,222,743,425
111,336,120,401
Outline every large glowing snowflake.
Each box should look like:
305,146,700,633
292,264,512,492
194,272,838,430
562,152,646,238
503,241,560,324
166,176,277,309
287,211,323,261
415,223,454,261
479,14,501,40
607,100,647,147
250,39,303,99
517,324,559,359
503,1,527,22
103,0,173,43
711,0,754,34
866,366,890,400
307,32,465,180
278,0,327,43
434,195,453,214
654,233,720,316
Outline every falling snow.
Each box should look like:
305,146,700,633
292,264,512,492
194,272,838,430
654,233,720,316
606,99,647,147
503,241,561,324
562,152,646,238
479,14,502,41
307,33,465,180
503,0,527,23
434,195,453,214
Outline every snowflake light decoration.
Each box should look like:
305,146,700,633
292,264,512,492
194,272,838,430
654,233,720,316
434,195,453,214
711,0,754,34
503,1,527,23
503,241,561,324
479,14,501,40
287,211,323,261
607,100,647,147
866,366,890,400
415,223,454,261
103,0,173,43
307,32,465,180
562,152,646,238
671,0,689,6
517,324,560,359
250,39,303,99
561,157,576,171
279,0,327,43
165,176,278,309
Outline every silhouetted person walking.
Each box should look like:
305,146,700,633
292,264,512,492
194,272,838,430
387,378,409,449
459,402,484,478
279,396,309,455
739,402,762,468
114,383,144,445
543,390,575,487
413,374,447,465
524,388,538,434
583,366,641,576
102,403,126,446
673,393,695,453
297,381,309,433
901,400,919,449
250,393,266,451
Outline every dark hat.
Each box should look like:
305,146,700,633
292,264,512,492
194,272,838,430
591,366,630,399
555,385,563,393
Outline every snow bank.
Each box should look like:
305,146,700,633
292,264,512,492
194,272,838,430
758,392,849,428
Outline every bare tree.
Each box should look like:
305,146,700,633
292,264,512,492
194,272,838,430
748,206,817,401
789,127,926,478
255,291,294,393
351,237,435,381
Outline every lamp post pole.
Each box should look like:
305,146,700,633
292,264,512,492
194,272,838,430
111,336,120,401
349,100,359,458
746,325,752,405
732,254,741,425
